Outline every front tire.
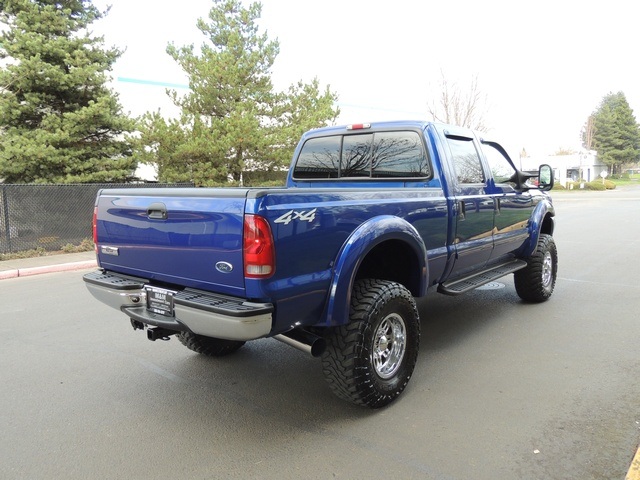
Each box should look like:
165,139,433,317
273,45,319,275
514,233,558,302
176,331,245,357
321,279,420,408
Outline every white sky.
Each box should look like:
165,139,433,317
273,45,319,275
93,0,639,158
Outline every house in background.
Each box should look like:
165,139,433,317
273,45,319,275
520,151,608,187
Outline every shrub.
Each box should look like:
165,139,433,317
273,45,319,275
583,179,616,190
585,181,606,191
61,238,94,253
0,247,46,261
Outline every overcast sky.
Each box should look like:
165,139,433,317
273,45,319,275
93,0,639,158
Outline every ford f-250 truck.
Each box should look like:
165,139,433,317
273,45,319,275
83,120,556,408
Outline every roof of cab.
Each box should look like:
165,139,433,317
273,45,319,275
301,120,434,139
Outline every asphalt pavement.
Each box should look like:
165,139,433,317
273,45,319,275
2,189,640,478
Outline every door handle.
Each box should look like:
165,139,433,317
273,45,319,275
147,202,167,220
458,200,466,220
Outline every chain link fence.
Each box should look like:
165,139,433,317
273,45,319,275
0,183,194,254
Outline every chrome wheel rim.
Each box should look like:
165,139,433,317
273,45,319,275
542,251,553,289
372,313,407,379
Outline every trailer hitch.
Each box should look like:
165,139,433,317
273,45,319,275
146,326,177,341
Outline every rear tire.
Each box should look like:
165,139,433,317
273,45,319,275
176,332,245,356
321,279,420,408
514,233,557,303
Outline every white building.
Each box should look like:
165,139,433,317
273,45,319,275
521,151,608,187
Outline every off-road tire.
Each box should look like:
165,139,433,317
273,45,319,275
514,233,557,303
321,279,420,408
176,331,245,356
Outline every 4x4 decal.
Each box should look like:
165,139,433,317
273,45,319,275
274,208,317,225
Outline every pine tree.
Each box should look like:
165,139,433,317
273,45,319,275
589,92,640,175
0,0,137,183
137,0,339,186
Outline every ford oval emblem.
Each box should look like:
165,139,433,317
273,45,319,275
215,261,234,274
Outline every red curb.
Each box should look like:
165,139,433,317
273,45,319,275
0,269,18,280
0,260,97,280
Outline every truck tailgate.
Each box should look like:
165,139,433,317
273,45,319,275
94,188,247,296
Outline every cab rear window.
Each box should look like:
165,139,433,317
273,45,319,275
293,131,430,179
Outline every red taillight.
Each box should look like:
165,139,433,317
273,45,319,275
92,206,98,253
243,215,275,278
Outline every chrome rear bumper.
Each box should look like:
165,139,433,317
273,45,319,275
83,270,273,341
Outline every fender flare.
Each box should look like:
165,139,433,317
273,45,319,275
323,215,428,326
519,198,556,257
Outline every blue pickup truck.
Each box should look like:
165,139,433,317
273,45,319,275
84,120,556,408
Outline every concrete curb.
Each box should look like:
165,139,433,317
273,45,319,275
0,260,97,280
627,444,640,480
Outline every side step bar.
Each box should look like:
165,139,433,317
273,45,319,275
438,259,527,296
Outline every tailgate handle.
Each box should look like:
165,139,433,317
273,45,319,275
147,202,168,220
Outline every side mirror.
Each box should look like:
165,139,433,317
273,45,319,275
538,164,553,191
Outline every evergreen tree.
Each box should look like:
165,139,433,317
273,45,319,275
137,0,339,186
0,0,137,183
588,92,640,175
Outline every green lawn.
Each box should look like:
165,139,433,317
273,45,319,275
609,174,640,187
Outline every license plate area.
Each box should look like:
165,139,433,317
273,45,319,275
145,286,176,317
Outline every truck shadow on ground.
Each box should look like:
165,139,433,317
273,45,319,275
140,282,533,423
417,282,524,353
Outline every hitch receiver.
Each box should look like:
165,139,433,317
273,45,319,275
147,326,177,342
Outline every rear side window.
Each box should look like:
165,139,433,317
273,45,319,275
446,137,485,184
293,135,341,178
294,130,430,179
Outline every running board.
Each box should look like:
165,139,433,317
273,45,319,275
438,259,527,296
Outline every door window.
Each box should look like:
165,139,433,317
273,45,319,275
447,137,484,184
482,143,517,186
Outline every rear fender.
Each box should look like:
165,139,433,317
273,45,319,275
519,198,555,257
323,215,428,326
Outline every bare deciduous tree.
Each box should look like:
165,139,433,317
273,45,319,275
581,115,594,151
427,71,489,132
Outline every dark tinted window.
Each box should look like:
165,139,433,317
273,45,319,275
342,134,372,177
447,137,484,184
372,131,428,178
294,130,430,179
293,136,341,178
